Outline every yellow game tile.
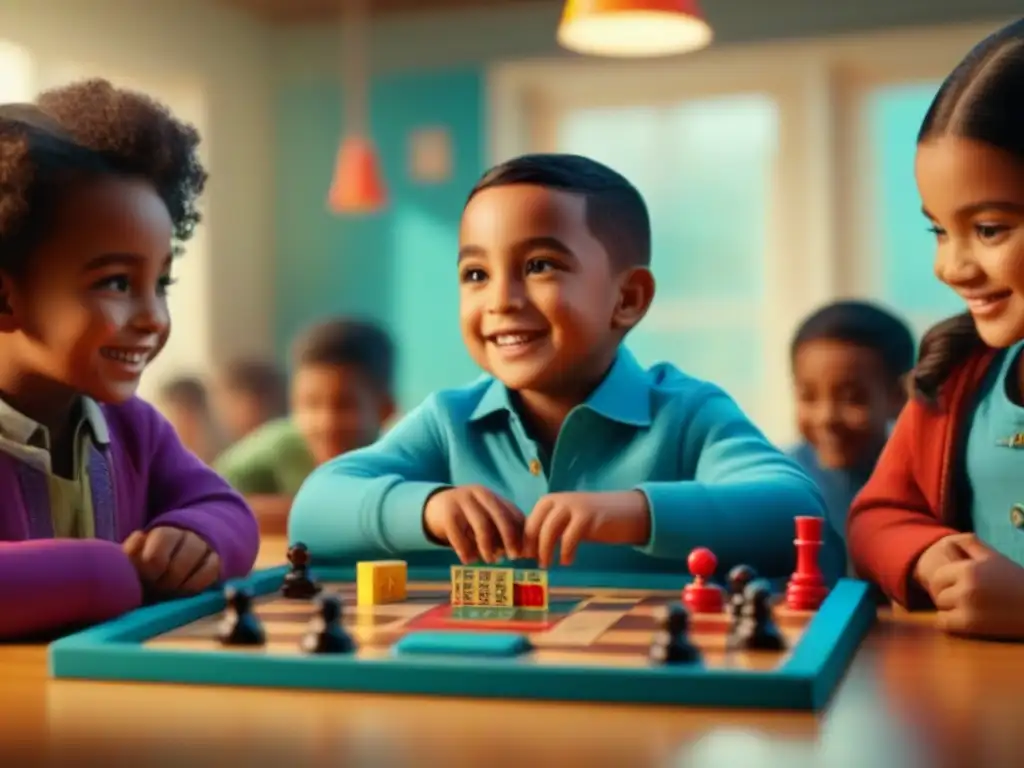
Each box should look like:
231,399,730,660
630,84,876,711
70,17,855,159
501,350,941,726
451,565,479,606
490,568,515,607
356,560,408,606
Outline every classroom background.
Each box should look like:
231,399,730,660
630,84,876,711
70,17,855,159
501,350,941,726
1,0,1018,449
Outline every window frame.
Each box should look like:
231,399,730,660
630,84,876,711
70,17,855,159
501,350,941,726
487,20,1005,444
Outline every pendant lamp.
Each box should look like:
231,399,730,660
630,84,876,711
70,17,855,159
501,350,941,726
328,0,387,213
557,0,713,58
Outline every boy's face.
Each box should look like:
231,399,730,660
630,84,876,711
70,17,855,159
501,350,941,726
793,339,904,469
458,184,652,395
162,402,210,461
291,363,393,465
0,176,172,406
213,385,266,443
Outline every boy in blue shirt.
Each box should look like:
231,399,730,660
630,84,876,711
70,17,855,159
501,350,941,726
290,154,825,577
787,300,914,582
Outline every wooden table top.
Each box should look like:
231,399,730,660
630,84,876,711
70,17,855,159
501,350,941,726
3,537,1022,767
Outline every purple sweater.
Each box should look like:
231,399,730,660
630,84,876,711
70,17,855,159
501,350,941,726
0,397,260,639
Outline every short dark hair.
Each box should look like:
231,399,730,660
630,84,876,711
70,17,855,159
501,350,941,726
467,153,651,269
0,79,207,274
219,359,288,418
913,19,1024,402
158,376,209,413
291,318,395,395
791,300,916,381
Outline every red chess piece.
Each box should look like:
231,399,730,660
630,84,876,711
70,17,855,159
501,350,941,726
786,516,829,610
683,547,724,614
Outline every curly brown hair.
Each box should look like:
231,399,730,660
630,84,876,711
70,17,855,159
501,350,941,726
0,78,207,274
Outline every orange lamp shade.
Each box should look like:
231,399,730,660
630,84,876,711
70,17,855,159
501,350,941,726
327,136,387,214
557,0,713,58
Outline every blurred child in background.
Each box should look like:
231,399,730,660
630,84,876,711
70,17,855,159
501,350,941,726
789,300,915,582
212,359,287,445
215,318,395,534
156,376,221,463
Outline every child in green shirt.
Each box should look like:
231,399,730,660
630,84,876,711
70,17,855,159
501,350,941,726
215,318,395,533
212,359,287,443
156,376,222,463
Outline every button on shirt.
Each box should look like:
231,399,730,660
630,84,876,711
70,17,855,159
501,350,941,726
965,339,1024,566
290,347,826,577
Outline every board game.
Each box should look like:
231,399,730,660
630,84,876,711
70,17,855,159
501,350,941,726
49,535,876,711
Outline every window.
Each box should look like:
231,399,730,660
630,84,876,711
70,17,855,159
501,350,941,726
0,40,35,101
863,80,961,340
555,95,779,423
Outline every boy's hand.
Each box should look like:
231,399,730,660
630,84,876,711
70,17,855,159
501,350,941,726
522,491,651,568
423,485,525,564
122,527,222,597
914,533,983,594
929,542,1024,640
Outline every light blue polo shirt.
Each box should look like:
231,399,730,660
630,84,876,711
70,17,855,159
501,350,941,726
289,347,826,578
965,340,1024,566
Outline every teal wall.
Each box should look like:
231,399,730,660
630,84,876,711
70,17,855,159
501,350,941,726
274,69,484,410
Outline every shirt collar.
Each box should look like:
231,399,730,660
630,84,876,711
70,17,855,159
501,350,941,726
469,346,652,427
0,396,110,448
81,398,111,444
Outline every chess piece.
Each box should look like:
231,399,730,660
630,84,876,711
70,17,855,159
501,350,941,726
726,564,758,622
300,594,356,654
727,581,786,651
682,547,724,614
785,516,829,610
649,604,701,665
218,585,266,646
282,542,322,599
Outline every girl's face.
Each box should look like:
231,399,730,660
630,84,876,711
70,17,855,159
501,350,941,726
1,175,174,406
916,135,1024,348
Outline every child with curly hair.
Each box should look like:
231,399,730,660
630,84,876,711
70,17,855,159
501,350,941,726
0,80,259,639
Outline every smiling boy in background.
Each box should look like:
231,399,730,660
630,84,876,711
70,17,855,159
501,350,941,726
788,300,915,582
215,318,395,535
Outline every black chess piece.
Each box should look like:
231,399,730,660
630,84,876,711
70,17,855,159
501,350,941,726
300,594,356,654
726,564,758,621
649,604,701,665
727,581,787,652
218,585,266,646
282,542,322,599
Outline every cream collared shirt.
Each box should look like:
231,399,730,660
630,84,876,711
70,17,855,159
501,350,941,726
0,398,109,538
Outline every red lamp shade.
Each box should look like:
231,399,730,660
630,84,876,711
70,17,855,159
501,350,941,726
327,136,387,214
557,0,713,58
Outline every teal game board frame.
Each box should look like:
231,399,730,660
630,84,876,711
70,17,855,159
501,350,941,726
49,568,876,711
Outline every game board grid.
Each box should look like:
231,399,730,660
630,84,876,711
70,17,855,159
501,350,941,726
148,581,813,672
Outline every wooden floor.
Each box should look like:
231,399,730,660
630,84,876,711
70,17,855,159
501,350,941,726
3,536,1023,767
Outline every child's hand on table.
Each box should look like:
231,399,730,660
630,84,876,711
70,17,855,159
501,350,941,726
914,533,979,586
917,533,1024,639
122,527,222,597
424,485,525,564
522,491,651,568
